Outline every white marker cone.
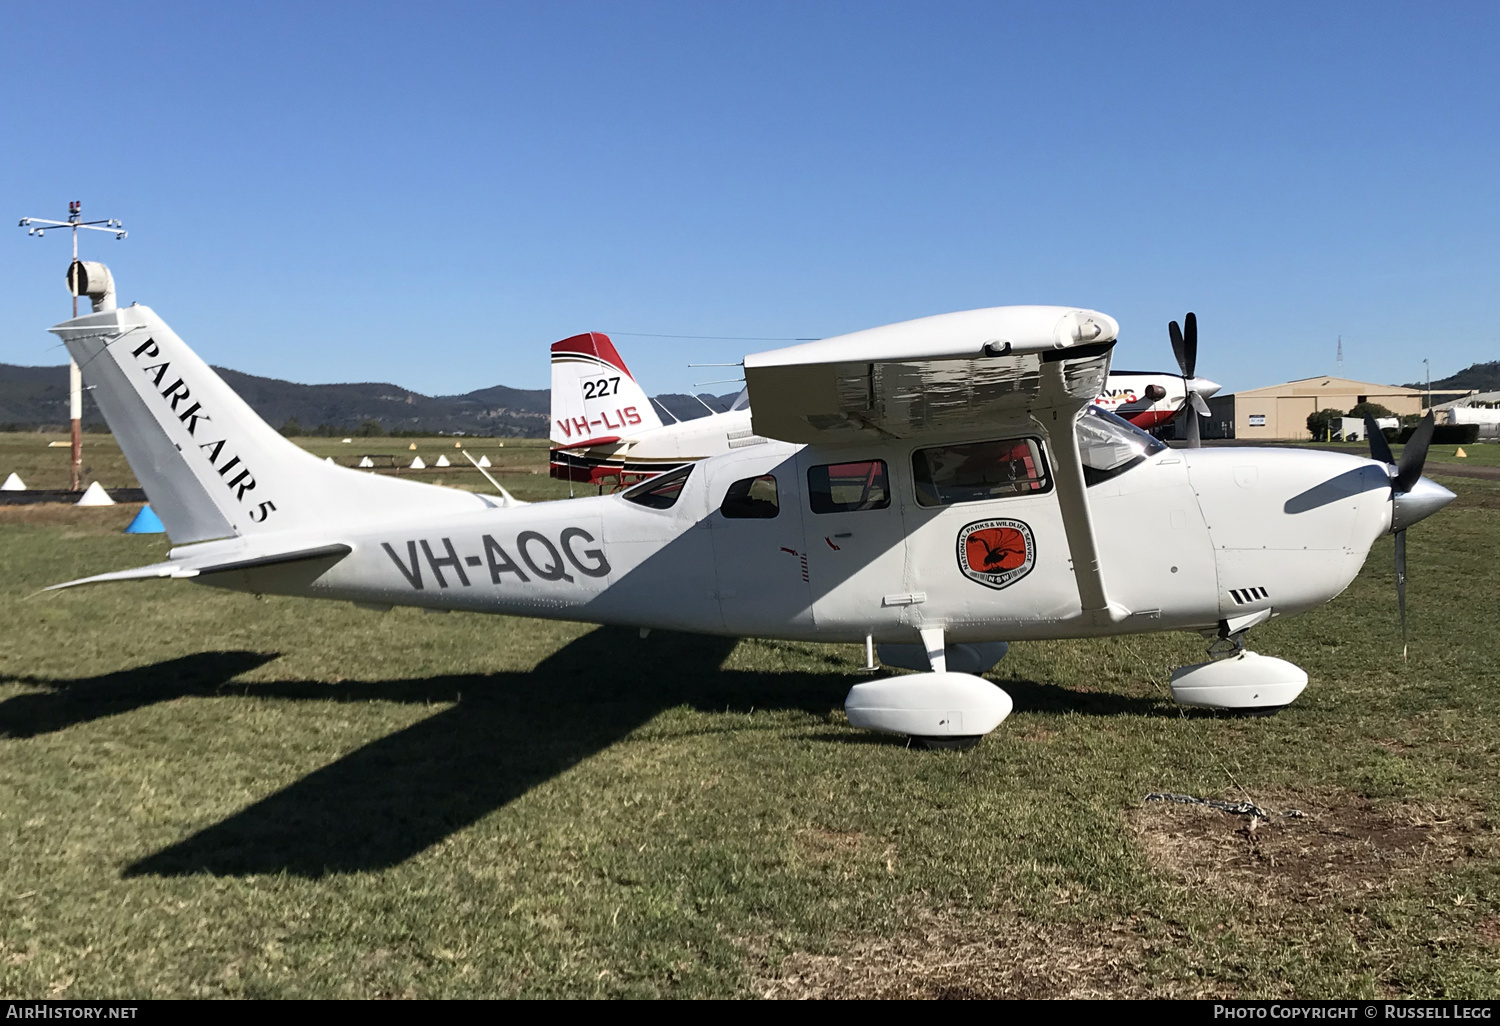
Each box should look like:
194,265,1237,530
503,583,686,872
409,443,417,451
409,456,426,469
435,455,451,467
0,472,24,491
325,457,336,464
477,455,492,468
75,481,115,506
358,456,375,468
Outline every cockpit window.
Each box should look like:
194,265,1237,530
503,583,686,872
1078,406,1166,485
729,388,750,411
912,438,1051,507
622,465,692,509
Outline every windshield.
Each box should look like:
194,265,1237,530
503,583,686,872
1077,406,1166,485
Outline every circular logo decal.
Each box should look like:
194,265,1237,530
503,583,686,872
956,518,1035,590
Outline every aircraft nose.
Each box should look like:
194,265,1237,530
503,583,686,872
1191,377,1222,400
1391,476,1457,533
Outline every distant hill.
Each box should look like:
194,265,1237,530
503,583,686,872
0,363,100,429
0,363,549,436
1402,361,1500,394
213,368,549,437
0,364,740,437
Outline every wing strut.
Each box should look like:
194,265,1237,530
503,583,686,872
1039,362,1128,626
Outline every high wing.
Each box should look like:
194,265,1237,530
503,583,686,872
743,306,1116,441
743,305,1128,625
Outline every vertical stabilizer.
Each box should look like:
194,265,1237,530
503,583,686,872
51,304,490,544
549,332,662,445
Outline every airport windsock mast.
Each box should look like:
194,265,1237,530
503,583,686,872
17,202,127,491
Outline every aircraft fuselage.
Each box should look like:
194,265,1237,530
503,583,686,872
207,439,1394,646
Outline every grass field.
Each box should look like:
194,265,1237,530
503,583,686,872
0,432,580,501
1300,439,1500,469
0,433,1497,998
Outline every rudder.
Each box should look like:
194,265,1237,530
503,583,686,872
549,332,662,446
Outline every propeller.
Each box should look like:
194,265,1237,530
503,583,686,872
1364,412,1440,661
1168,313,1211,447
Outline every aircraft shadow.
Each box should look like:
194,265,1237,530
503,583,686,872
100,627,850,878
998,677,1171,717
6,631,1187,878
0,650,281,739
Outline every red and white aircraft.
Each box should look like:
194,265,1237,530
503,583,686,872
1091,369,1221,429
548,329,1220,489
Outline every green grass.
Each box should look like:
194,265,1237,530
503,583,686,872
0,432,579,501
0,439,1496,998
1297,439,1500,468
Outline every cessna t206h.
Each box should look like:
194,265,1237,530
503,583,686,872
50,260,1454,747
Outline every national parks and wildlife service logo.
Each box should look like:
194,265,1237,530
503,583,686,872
957,518,1035,590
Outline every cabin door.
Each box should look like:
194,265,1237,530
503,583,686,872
703,449,814,636
795,447,913,637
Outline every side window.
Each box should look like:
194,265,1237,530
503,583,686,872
807,460,890,514
621,465,692,509
721,475,779,519
912,438,1050,507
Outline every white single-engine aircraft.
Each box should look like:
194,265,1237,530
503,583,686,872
49,260,1454,747
547,330,1220,489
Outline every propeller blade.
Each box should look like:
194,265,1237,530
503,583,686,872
1182,312,1198,379
1169,320,1188,377
1394,412,1436,492
1364,414,1395,465
1169,314,1203,446
1395,528,1408,663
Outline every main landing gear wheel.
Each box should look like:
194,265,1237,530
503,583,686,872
908,735,983,751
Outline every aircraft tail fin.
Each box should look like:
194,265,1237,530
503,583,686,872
51,302,491,544
549,332,663,445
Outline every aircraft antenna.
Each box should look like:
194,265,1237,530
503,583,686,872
18,201,127,491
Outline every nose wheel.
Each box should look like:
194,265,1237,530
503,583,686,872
908,734,984,750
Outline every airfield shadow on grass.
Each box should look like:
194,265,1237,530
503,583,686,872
999,677,1168,718
25,627,849,879
3,629,1188,879
0,650,281,738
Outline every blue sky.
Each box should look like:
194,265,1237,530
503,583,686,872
2,1,1496,397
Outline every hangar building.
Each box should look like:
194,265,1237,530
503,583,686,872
1195,377,1428,441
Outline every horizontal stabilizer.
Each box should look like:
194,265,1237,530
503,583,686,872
46,543,352,591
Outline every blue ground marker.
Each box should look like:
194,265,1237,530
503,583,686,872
124,504,165,534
